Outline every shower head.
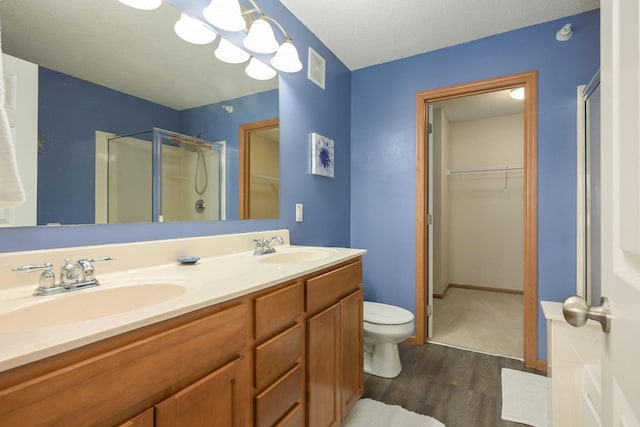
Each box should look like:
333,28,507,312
179,142,199,152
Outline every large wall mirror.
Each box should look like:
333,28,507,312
0,0,279,226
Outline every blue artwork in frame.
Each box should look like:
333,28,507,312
311,133,334,178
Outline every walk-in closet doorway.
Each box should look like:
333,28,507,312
414,71,540,370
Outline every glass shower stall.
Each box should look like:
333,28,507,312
104,128,225,223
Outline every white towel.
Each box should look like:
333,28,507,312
0,21,25,208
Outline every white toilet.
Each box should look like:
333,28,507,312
363,301,415,378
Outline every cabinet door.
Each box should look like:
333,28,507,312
155,357,250,427
119,408,154,427
340,289,364,417
307,303,341,427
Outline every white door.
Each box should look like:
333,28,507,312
600,0,640,423
0,54,37,227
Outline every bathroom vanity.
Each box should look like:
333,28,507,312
0,230,365,427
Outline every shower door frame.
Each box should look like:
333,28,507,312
415,70,540,370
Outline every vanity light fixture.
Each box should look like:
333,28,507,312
174,13,217,45
121,0,302,79
215,38,251,64
271,38,303,73
117,0,161,10
243,16,279,54
245,57,277,80
203,0,246,32
509,87,525,100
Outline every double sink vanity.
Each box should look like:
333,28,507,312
0,230,366,426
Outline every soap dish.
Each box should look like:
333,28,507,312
177,256,200,265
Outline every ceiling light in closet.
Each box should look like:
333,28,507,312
509,87,525,100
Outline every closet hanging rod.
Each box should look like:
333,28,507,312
250,174,280,183
446,166,524,176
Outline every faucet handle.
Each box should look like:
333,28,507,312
86,257,113,263
13,262,53,273
13,262,56,289
76,257,112,282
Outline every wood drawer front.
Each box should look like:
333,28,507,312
306,260,362,314
255,365,303,427
275,403,303,427
254,281,303,341
254,323,303,391
0,303,248,427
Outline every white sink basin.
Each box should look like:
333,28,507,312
0,284,188,332
258,248,334,264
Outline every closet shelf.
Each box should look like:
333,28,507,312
250,175,280,184
446,166,524,176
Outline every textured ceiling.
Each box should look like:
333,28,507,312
279,0,600,70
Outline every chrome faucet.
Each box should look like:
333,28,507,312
252,236,284,255
14,257,113,296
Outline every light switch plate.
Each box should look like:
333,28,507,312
296,204,303,222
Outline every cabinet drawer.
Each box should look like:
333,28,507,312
306,261,362,314
275,403,303,427
255,365,303,427
254,281,303,341
255,323,303,391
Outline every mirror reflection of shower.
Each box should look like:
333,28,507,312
99,128,226,223
176,133,208,196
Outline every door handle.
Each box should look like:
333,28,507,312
562,295,611,333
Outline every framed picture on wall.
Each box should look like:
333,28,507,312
311,133,334,178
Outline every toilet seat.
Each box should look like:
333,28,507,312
364,302,414,325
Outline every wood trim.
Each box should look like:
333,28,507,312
415,71,538,369
535,359,548,374
238,118,279,219
447,283,524,296
433,284,451,299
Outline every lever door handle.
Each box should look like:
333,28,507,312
562,295,611,333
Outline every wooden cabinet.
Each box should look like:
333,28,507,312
307,303,341,427
0,258,363,427
0,302,250,426
305,261,364,427
156,357,250,427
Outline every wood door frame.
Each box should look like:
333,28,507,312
415,70,540,369
238,118,279,219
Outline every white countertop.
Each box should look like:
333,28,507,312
0,244,366,373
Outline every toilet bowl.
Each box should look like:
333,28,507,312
363,301,415,378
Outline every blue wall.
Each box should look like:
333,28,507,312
1,0,352,251
350,10,600,361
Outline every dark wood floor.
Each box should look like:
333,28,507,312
362,342,543,427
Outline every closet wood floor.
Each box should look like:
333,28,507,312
362,343,541,427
